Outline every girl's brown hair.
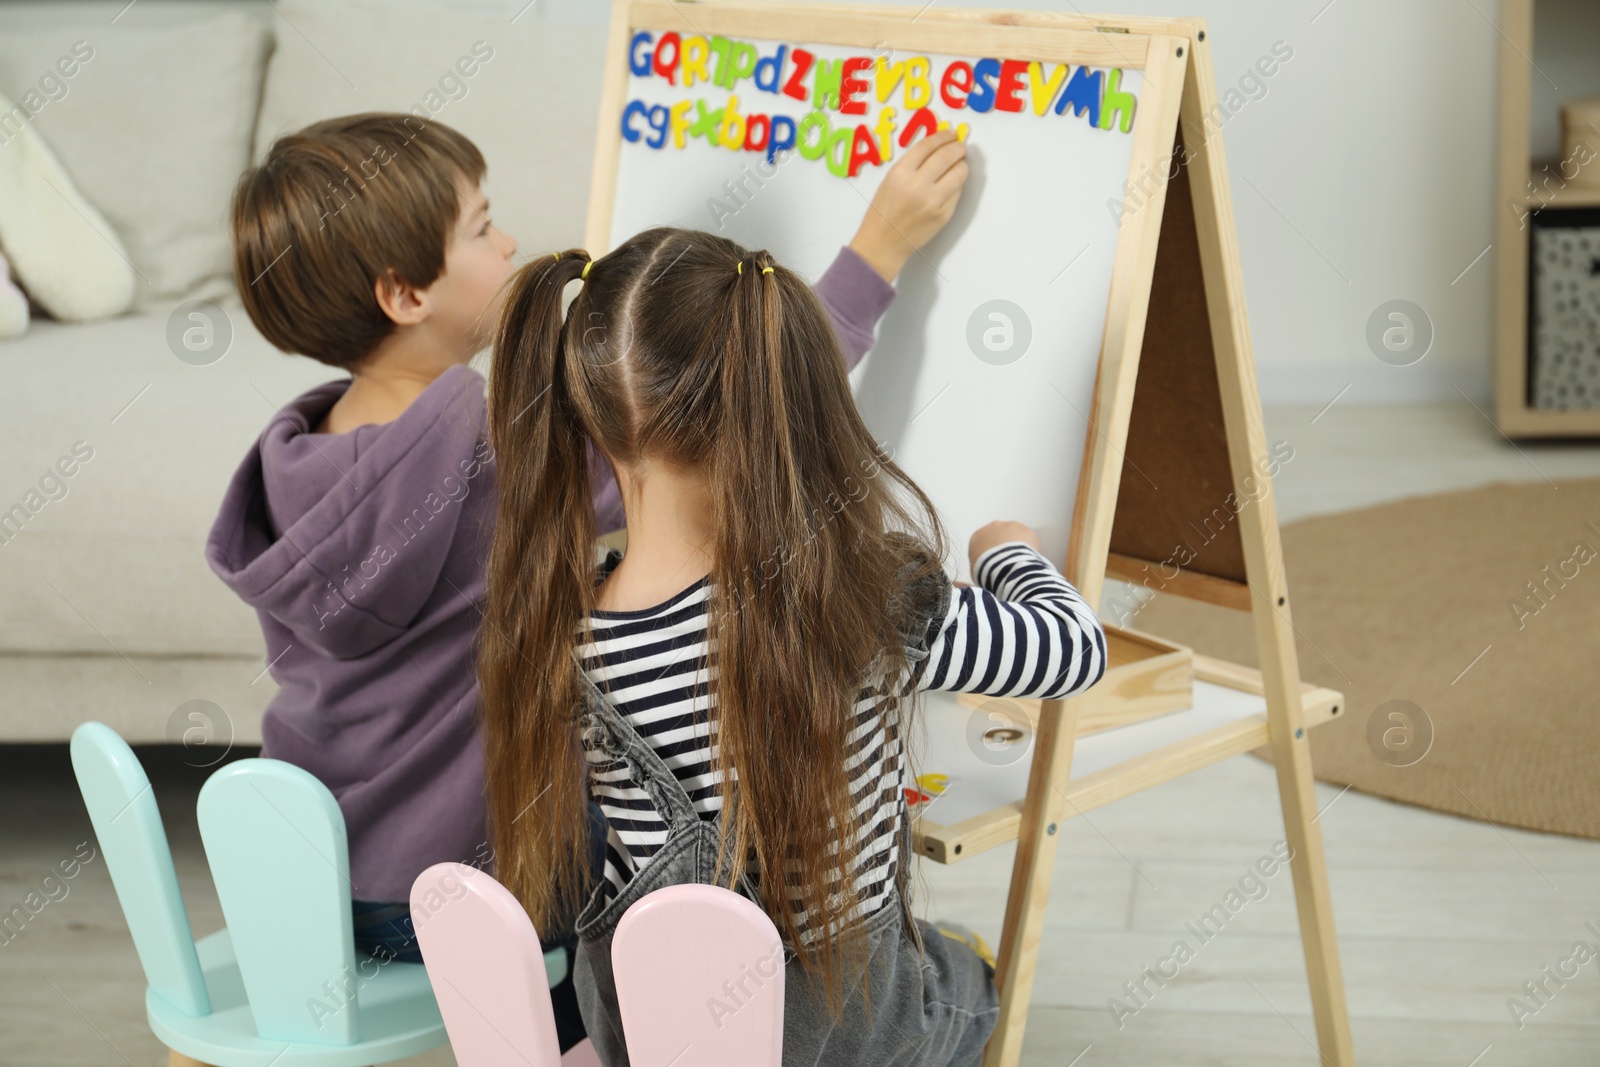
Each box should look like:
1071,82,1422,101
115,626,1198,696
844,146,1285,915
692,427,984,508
478,226,945,1012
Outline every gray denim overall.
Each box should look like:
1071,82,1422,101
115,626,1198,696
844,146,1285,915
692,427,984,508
570,566,999,1067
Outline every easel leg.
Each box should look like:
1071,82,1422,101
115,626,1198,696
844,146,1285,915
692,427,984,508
1179,15,1357,1062
983,696,1080,1067
1264,653,1357,1065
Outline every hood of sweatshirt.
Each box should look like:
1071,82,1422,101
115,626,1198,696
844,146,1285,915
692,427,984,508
206,364,492,661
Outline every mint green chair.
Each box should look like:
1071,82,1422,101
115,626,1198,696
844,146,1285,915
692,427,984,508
70,722,446,1066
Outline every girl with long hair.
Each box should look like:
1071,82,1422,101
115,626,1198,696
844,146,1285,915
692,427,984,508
478,225,1107,1066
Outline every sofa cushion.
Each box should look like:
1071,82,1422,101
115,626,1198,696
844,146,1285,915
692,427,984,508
0,299,336,659
0,10,272,307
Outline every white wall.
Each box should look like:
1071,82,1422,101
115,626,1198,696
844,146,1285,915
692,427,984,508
1,0,1529,406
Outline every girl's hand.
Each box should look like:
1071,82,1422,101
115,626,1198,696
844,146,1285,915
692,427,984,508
968,520,1042,573
848,128,970,283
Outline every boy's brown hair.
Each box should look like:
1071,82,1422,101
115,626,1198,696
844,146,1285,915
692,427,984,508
230,113,486,369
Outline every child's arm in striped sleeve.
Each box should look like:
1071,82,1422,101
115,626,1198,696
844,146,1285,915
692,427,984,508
915,541,1108,700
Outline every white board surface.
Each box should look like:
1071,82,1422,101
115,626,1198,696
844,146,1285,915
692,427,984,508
607,33,1144,574
909,682,1272,828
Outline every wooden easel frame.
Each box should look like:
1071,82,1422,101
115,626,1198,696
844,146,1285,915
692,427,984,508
584,6,1354,1065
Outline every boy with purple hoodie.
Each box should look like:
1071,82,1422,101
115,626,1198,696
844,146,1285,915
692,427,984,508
205,113,968,1059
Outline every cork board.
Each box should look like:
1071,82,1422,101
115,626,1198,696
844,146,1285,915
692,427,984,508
1107,127,1247,587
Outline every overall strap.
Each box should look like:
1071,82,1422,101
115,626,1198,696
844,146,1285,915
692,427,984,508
890,547,952,957
575,663,704,834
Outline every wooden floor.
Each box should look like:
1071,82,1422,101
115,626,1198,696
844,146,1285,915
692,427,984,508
6,402,1600,1065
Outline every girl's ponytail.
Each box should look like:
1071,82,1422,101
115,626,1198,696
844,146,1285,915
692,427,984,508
480,249,597,932
708,251,878,1008
717,254,806,582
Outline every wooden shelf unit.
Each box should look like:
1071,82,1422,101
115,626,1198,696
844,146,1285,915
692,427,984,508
1494,0,1600,436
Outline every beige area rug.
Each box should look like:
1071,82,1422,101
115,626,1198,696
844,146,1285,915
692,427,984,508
1128,477,1600,840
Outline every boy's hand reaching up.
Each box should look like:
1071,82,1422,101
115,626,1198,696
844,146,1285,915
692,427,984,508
848,128,969,283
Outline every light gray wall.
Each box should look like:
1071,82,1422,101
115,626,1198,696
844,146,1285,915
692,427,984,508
4,0,1575,406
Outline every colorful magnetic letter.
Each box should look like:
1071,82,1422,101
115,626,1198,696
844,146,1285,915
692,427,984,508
874,106,898,162
966,58,1000,113
1056,64,1103,126
797,110,831,160
897,105,941,147
718,95,746,150
669,99,693,148
838,56,872,115
847,123,881,177
939,60,974,109
653,32,681,86
645,104,668,149
904,57,932,109
744,113,770,152
726,40,758,88
768,113,797,162
823,125,853,178
753,44,788,94
812,56,844,110
1098,68,1137,132
705,35,733,88
628,31,653,77
689,99,725,144
620,99,648,142
994,59,1028,112
875,56,905,103
782,47,814,102
1028,61,1067,116
681,35,710,87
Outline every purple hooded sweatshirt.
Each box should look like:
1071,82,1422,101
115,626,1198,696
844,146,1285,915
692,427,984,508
205,246,896,901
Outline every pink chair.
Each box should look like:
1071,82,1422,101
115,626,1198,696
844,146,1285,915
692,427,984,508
409,863,600,1067
612,885,785,1067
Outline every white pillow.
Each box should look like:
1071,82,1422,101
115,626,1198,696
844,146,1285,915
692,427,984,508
252,0,607,260
0,11,271,308
0,84,134,323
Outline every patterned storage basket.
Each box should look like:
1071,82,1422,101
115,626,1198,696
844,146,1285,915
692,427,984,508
1529,208,1600,410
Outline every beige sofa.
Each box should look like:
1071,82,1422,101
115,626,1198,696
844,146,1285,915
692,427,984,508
0,0,606,743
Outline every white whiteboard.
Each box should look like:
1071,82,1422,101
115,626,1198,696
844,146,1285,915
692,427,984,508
910,684,1271,827
607,35,1143,576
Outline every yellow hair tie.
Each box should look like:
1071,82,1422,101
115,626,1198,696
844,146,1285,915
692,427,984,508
762,266,774,274
581,260,593,279
553,251,561,261
736,261,743,275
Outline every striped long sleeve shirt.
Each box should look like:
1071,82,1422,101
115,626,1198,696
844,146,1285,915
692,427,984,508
577,541,1108,939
